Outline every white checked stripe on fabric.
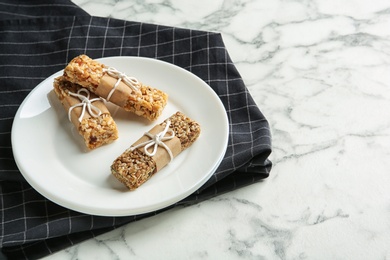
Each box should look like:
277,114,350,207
65,16,76,65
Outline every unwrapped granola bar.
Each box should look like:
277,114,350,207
111,111,201,190
53,76,119,150
63,54,168,121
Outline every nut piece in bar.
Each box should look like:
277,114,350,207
63,54,168,121
111,111,201,190
53,76,119,150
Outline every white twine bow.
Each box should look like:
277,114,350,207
103,66,140,101
129,120,175,162
68,88,102,122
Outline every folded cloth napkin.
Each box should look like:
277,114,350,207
0,0,272,259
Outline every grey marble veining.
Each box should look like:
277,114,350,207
45,0,390,259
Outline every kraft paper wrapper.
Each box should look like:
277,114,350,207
133,124,181,171
61,92,109,129
96,75,137,107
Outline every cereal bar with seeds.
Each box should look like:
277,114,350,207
111,111,201,190
53,76,119,150
63,54,168,121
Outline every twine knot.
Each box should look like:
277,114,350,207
68,88,102,122
103,66,140,101
129,120,175,162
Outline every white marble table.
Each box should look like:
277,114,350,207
46,0,390,259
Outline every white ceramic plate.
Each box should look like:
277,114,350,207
11,56,229,216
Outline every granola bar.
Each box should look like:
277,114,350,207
63,54,168,121
111,111,201,190
53,76,119,150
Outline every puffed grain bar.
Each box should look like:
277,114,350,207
111,111,201,190
63,54,168,121
53,76,119,150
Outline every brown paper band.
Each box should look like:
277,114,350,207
132,124,181,171
96,74,136,107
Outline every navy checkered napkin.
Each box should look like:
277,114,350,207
0,0,272,259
